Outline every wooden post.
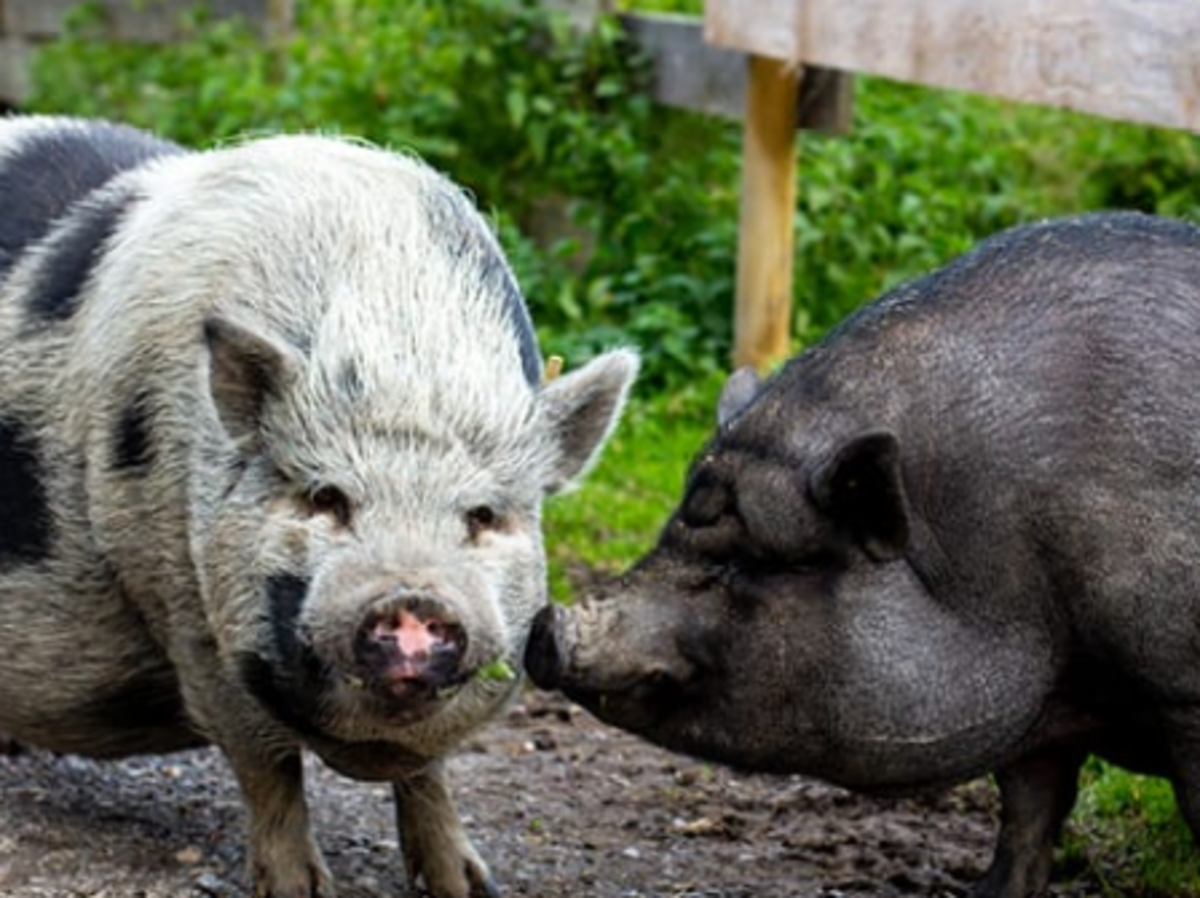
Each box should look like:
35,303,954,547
734,54,800,371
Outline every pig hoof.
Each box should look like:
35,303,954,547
463,863,501,898
402,837,498,898
406,857,498,898
0,732,26,756
253,860,336,898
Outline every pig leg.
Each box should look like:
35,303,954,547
1164,712,1200,843
973,747,1085,898
226,746,333,898
394,761,498,898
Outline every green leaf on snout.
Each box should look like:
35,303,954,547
478,659,517,682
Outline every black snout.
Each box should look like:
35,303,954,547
354,594,467,696
523,604,565,691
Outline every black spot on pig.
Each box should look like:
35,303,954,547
239,652,326,740
0,417,53,567
267,572,310,665
423,188,542,385
338,360,364,402
75,673,200,754
0,120,182,281
24,190,136,324
237,573,336,737
479,253,541,386
112,389,155,472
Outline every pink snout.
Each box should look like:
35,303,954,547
353,594,467,699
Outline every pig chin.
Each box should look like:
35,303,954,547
236,645,462,745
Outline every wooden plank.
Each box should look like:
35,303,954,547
621,11,746,119
620,12,853,133
734,55,800,371
705,0,1200,133
6,0,286,41
0,35,31,104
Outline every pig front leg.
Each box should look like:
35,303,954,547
225,745,334,898
394,761,498,898
973,747,1085,898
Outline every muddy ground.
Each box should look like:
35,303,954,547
0,688,1113,898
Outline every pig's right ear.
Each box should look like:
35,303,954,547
809,431,910,562
204,316,302,446
539,348,639,494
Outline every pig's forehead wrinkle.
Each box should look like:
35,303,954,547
136,136,532,353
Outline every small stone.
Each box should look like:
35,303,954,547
193,871,229,895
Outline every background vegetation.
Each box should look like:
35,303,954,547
25,0,1200,892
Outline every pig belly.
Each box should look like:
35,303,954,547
0,574,203,757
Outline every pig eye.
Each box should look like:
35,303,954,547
681,481,729,529
465,505,500,540
304,484,353,527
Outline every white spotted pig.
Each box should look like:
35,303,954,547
0,115,638,898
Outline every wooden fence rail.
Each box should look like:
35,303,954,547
709,0,1200,369
0,0,290,102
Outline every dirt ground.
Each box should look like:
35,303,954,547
0,688,1111,898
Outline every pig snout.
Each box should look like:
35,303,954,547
353,594,468,698
524,599,703,725
524,604,567,690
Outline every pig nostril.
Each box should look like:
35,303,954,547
354,599,469,689
523,605,564,691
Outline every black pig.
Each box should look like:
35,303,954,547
527,211,1200,897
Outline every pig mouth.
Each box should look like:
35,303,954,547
236,648,466,742
557,669,700,738
339,665,472,716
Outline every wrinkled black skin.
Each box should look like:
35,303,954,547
527,212,1200,897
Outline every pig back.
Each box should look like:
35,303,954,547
794,212,1200,691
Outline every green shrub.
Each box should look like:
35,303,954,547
1061,759,1200,896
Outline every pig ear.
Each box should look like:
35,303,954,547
540,348,639,494
809,431,910,562
204,316,302,446
717,367,761,428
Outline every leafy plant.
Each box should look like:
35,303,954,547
1061,759,1200,896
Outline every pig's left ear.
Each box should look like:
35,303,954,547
539,349,639,494
809,431,910,562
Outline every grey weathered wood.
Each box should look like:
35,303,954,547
6,0,287,42
705,0,1200,133
0,35,31,103
797,65,853,136
621,11,745,119
620,12,852,133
